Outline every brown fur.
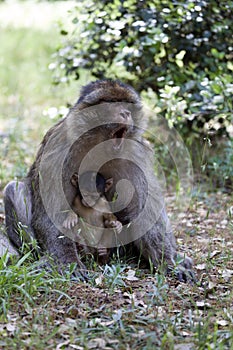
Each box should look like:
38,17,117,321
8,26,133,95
63,172,122,264
65,195,121,264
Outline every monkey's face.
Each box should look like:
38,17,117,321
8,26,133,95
81,191,101,208
103,103,134,151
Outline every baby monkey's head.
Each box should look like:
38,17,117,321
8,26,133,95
71,171,113,208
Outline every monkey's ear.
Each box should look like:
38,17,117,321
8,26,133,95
105,178,113,193
70,173,79,188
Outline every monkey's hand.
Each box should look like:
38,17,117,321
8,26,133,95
104,220,122,234
63,211,79,230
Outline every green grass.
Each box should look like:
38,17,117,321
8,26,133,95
0,4,79,187
0,2,232,349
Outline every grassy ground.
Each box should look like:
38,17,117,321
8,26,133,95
0,193,232,349
0,1,232,349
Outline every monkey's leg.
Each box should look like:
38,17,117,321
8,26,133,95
3,180,34,250
134,227,175,268
97,247,109,264
49,237,88,279
134,221,195,282
32,213,87,278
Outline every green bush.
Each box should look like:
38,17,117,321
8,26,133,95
51,0,233,140
50,0,233,189
206,138,233,190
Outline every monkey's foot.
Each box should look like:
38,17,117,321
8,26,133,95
70,266,89,282
172,255,197,283
58,256,88,281
174,265,197,283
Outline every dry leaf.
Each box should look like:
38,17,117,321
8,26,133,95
95,274,104,285
197,238,210,244
181,331,193,336
196,263,206,270
125,269,139,281
208,281,216,291
210,250,221,259
70,345,84,350
56,340,70,350
57,323,70,333
196,301,211,309
216,319,229,327
87,338,106,349
220,269,233,281
174,343,195,350
6,323,16,332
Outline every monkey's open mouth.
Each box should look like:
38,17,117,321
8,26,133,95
111,125,128,150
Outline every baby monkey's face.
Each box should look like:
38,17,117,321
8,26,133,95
81,191,101,208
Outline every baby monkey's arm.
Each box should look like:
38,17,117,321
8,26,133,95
63,195,84,229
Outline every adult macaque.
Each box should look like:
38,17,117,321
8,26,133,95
63,171,122,264
4,79,194,281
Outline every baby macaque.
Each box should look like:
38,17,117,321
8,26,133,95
63,171,122,263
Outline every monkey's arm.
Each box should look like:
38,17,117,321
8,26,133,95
63,195,87,229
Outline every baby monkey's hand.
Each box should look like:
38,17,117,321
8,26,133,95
63,211,79,230
105,220,122,234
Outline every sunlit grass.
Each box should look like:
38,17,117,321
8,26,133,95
0,1,80,186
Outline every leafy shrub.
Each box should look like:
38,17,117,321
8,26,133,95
50,0,233,140
49,0,233,189
206,138,233,190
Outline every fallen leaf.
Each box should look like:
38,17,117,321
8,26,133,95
216,319,229,327
181,331,193,336
196,301,211,309
6,323,16,332
174,343,195,350
125,269,139,281
220,219,228,226
70,345,84,350
210,250,221,259
220,269,233,281
87,338,106,349
112,309,122,322
208,281,216,291
56,340,70,350
197,238,210,244
196,263,206,270
95,274,104,286
57,323,71,333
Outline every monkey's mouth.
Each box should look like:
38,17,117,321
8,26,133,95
111,125,128,150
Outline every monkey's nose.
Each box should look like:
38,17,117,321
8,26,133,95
120,110,131,120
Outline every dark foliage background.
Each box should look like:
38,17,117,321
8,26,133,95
50,0,233,189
